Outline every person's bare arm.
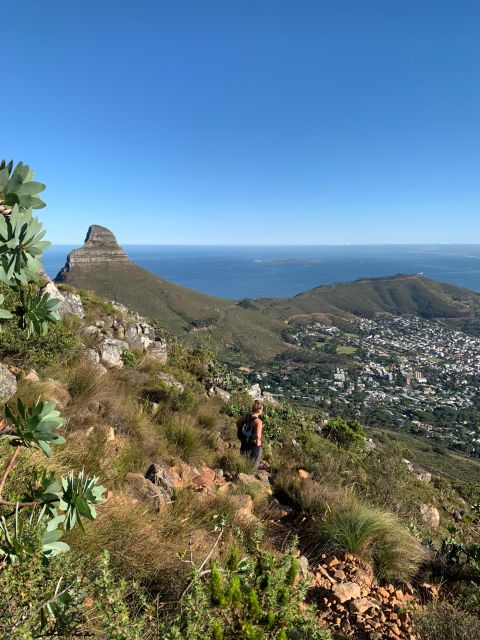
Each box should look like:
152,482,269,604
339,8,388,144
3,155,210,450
253,418,263,446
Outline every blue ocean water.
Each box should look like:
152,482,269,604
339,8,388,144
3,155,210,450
43,245,480,300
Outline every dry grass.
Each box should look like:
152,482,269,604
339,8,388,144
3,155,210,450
309,500,426,581
216,449,257,475
413,602,479,640
159,413,213,463
67,489,250,600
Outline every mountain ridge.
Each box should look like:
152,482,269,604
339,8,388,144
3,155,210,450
56,225,480,363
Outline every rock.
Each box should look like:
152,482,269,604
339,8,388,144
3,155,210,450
297,469,311,479
261,391,278,404
99,337,129,368
125,322,156,352
155,372,184,392
41,281,84,318
148,339,168,363
111,300,129,314
124,472,169,513
230,494,254,522
193,474,216,490
106,427,115,442
84,325,101,336
420,504,440,530
24,369,40,382
208,386,231,402
167,461,200,490
114,324,126,340
55,225,131,281
415,471,432,483
83,348,100,364
62,292,85,318
247,383,262,400
349,598,377,615
333,582,362,603
237,473,271,493
298,555,309,578
255,470,271,485
144,463,176,499
0,364,17,402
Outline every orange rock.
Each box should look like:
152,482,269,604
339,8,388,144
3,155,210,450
297,469,311,479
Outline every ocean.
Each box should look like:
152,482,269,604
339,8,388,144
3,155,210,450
43,244,480,300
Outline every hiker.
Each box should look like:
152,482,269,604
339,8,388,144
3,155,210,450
237,399,263,470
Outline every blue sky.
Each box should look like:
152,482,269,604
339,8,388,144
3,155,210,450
2,1,479,244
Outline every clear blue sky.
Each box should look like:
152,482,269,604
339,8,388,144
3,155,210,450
2,1,479,244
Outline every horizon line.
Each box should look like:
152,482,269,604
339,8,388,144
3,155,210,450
47,242,480,247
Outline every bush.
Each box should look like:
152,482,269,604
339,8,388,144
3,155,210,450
310,501,426,581
0,283,80,369
321,417,366,449
0,549,148,639
160,546,332,639
122,348,140,368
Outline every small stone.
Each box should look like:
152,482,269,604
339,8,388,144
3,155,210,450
0,364,17,402
24,369,40,382
297,469,311,479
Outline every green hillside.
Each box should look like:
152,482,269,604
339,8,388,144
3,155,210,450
58,262,286,362
59,262,480,365
252,274,480,324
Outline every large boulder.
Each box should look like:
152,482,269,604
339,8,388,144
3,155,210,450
42,281,85,319
155,372,184,393
148,339,168,364
144,463,176,499
0,364,17,402
420,503,440,530
247,383,262,400
124,473,170,513
125,322,156,352
99,338,129,368
207,386,231,402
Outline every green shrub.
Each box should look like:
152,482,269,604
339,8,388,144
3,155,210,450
122,348,140,368
0,284,79,369
321,417,366,449
160,546,332,639
0,549,148,639
311,501,426,581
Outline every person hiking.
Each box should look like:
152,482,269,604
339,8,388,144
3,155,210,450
237,399,264,470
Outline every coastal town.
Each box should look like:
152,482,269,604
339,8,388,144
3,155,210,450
255,316,480,456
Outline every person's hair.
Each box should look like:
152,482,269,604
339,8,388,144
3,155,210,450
252,399,263,414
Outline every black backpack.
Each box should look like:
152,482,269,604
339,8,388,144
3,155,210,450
237,413,253,443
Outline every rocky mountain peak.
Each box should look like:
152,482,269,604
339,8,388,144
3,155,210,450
55,225,131,280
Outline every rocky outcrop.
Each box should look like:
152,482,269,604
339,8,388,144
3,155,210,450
42,281,85,319
56,225,131,280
